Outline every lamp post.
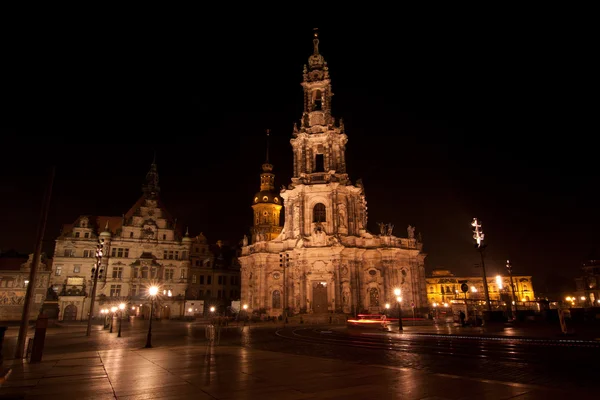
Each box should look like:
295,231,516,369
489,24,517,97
86,237,106,337
472,218,492,312
117,303,125,337
109,306,117,333
242,304,248,325
506,260,518,317
394,288,403,331
145,286,159,348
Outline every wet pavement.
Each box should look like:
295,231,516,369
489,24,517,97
1,343,594,399
1,319,599,399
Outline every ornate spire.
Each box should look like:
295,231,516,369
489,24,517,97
307,28,325,73
262,129,273,173
142,157,160,198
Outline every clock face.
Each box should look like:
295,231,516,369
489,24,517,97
273,272,280,280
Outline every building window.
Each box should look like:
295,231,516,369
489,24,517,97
206,290,211,297
175,251,179,260
180,270,186,280
130,232,134,238
313,203,326,223
230,276,235,285
165,268,174,280
63,249,74,257
133,268,139,278
110,285,121,297
272,290,281,309
199,290,204,297
75,232,80,238
112,248,129,258
218,276,223,285
369,287,380,307
55,265,62,276
207,276,212,285
83,250,91,258
230,290,234,298
151,267,157,279
195,260,200,266
84,232,90,238
315,153,325,172
163,234,167,240
112,267,123,279
217,290,222,298
182,251,188,260
131,285,138,296
141,267,149,279
73,265,81,273
200,275,204,284
192,274,197,284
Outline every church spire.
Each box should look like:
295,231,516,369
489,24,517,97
142,156,160,198
262,129,273,173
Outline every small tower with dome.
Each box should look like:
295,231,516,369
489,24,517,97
250,130,283,243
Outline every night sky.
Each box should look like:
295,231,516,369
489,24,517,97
1,21,596,298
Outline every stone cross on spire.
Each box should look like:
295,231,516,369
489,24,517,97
313,28,319,55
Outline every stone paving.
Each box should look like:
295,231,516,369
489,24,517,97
0,343,594,400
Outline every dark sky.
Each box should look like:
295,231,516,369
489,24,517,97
1,20,596,297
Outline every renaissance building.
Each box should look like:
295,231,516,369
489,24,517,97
239,31,427,317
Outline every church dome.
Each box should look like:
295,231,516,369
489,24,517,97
253,189,282,206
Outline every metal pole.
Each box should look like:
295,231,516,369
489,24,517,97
397,301,403,331
109,313,113,333
478,247,492,312
14,167,54,359
117,311,122,337
145,297,154,348
507,260,518,315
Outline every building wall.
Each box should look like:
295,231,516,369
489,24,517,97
425,273,535,306
0,254,52,321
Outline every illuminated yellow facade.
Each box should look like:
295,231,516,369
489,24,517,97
250,136,283,243
426,269,535,306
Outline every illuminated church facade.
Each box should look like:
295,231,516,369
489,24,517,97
239,31,427,317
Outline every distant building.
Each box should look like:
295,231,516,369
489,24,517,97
0,250,52,321
574,253,600,307
426,268,535,307
49,160,240,321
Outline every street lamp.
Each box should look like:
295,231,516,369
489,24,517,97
394,288,403,331
87,238,106,336
117,303,125,337
145,286,159,348
506,260,518,318
472,218,492,312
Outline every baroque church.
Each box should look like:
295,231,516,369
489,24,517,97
239,31,427,317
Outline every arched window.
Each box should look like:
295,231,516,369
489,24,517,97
369,288,379,306
313,203,326,223
313,90,322,111
272,290,281,309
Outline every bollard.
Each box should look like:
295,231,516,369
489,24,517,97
30,315,48,363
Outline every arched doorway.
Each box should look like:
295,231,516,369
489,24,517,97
312,282,328,313
163,305,171,319
63,304,77,321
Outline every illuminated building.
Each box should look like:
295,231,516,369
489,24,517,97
250,131,283,243
239,31,427,317
574,253,600,306
426,269,535,306
49,159,239,321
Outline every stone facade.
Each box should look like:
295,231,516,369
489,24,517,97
0,252,53,321
426,269,535,306
574,255,600,306
49,160,240,321
239,32,427,317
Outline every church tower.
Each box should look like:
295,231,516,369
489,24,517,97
239,30,427,319
250,130,283,243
